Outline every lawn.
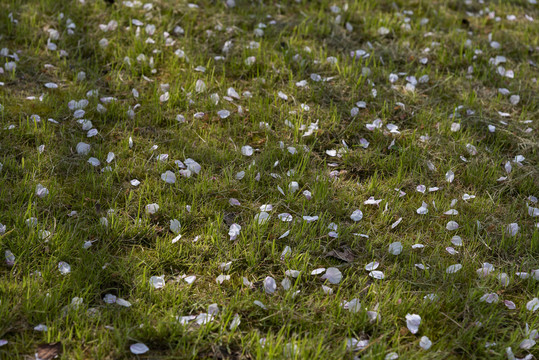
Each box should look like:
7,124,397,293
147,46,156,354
0,0,538,359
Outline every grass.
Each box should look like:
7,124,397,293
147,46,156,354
0,0,538,359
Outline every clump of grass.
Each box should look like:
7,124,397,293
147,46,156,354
0,0,538,359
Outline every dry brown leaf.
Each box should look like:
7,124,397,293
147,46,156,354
324,245,355,263
36,342,62,360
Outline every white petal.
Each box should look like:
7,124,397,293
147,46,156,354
161,170,176,184
255,212,270,224
229,314,241,330
87,157,100,166
321,267,342,284
284,270,300,278
507,223,519,236
405,313,421,334
344,298,361,313
103,294,117,304
35,184,49,198
417,202,428,215
302,215,318,223
451,236,463,246
130,343,149,355
216,274,231,284
106,152,115,163
241,145,253,156
389,242,403,255
76,142,91,155
504,300,516,309
264,276,277,294
278,213,293,222
419,336,432,350
479,293,499,303
145,203,159,214
228,223,241,240
446,264,462,274
322,285,333,294
281,277,292,291
526,298,539,312
519,339,536,350
369,271,385,279
116,298,132,307
170,219,181,234
34,324,48,332
446,221,459,230
149,276,165,289
229,198,240,206
254,300,266,309
58,261,71,274
279,231,290,240
391,218,402,229
350,210,363,222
